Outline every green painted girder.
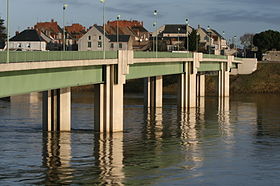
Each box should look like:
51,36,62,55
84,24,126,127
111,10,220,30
198,62,221,72
0,65,103,98
126,62,184,80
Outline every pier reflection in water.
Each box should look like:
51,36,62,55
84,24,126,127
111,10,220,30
1,93,280,185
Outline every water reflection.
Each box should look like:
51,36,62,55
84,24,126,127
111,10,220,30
94,133,125,185
218,97,232,137
178,106,204,173
145,108,163,141
41,132,73,185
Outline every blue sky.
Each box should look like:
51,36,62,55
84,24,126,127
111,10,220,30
0,0,280,43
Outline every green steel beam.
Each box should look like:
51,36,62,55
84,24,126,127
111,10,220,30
126,62,184,80
134,51,193,58
198,62,221,72
0,65,103,98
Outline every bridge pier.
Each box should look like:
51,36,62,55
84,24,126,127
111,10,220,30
94,50,131,133
218,56,232,97
42,87,71,132
144,76,163,109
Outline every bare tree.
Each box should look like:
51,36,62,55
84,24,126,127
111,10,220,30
240,33,254,49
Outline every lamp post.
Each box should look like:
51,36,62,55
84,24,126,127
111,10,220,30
152,22,156,52
196,32,199,52
63,4,68,51
234,35,237,57
177,27,180,51
154,10,158,57
100,0,106,59
186,18,189,51
116,15,120,50
207,26,211,54
6,0,9,63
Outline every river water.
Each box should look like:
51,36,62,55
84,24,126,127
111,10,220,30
0,92,280,185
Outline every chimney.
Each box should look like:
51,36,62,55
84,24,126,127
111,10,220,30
198,24,200,29
15,31,19,35
51,19,54,23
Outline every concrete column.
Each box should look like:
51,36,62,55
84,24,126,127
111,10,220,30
144,76,163,108
218,63,230,97
189,73,197,108
110,65,124,132
177,62,197,108
94,84,105,132
42,88,71,132
59,88,71,131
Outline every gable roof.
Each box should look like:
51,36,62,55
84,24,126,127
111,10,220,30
10,29,45,42
107,35,130,42
210,29,224,39
163,24,193,34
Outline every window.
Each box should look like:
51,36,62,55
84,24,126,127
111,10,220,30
27,43,31,48
18,43,22,48
88,42,92,48
119,43,123,49
99,36,102,40
98,42,102,48
111,43,114,48
88,36,91,40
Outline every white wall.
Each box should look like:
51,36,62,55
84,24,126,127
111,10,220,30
9,41,46,51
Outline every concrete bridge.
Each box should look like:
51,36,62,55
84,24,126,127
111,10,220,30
0,51,256,133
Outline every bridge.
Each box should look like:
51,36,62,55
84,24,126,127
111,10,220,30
0,51,256,133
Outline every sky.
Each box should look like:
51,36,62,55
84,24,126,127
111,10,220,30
0,0,280,44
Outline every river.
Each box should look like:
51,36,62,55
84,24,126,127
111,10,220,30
0,92,280,185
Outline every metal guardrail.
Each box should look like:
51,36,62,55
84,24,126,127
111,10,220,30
134,51,193,58
0,51,118,63
0,51,243,63
202,54,227,59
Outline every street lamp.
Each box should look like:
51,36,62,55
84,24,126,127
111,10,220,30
186,18,189,51
6,0,9,63
207,25,211,54
100,0,106,59
177,27,180,51
234,35,237,57
196,32,199,52
154,10,158,57
152,22,156,52
63,4,68,51
117,15,120,50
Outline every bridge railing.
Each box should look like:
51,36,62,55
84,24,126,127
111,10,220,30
0,51,118,63
202,54,227,59
134,51,193,58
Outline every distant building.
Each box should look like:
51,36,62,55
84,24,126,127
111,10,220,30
65,23,86,50
197,25,227,55
9,29,46,51
153,24,228,54
78,25,133,51
152,24,194,51
34,19,74,50
106,20,150,50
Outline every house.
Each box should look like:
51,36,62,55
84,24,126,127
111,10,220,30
197,25,227,55
78,25,133,51
106,20,150,50
9,29,46,51
152,24,194,51
65,23,86,50
34,19,73,50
